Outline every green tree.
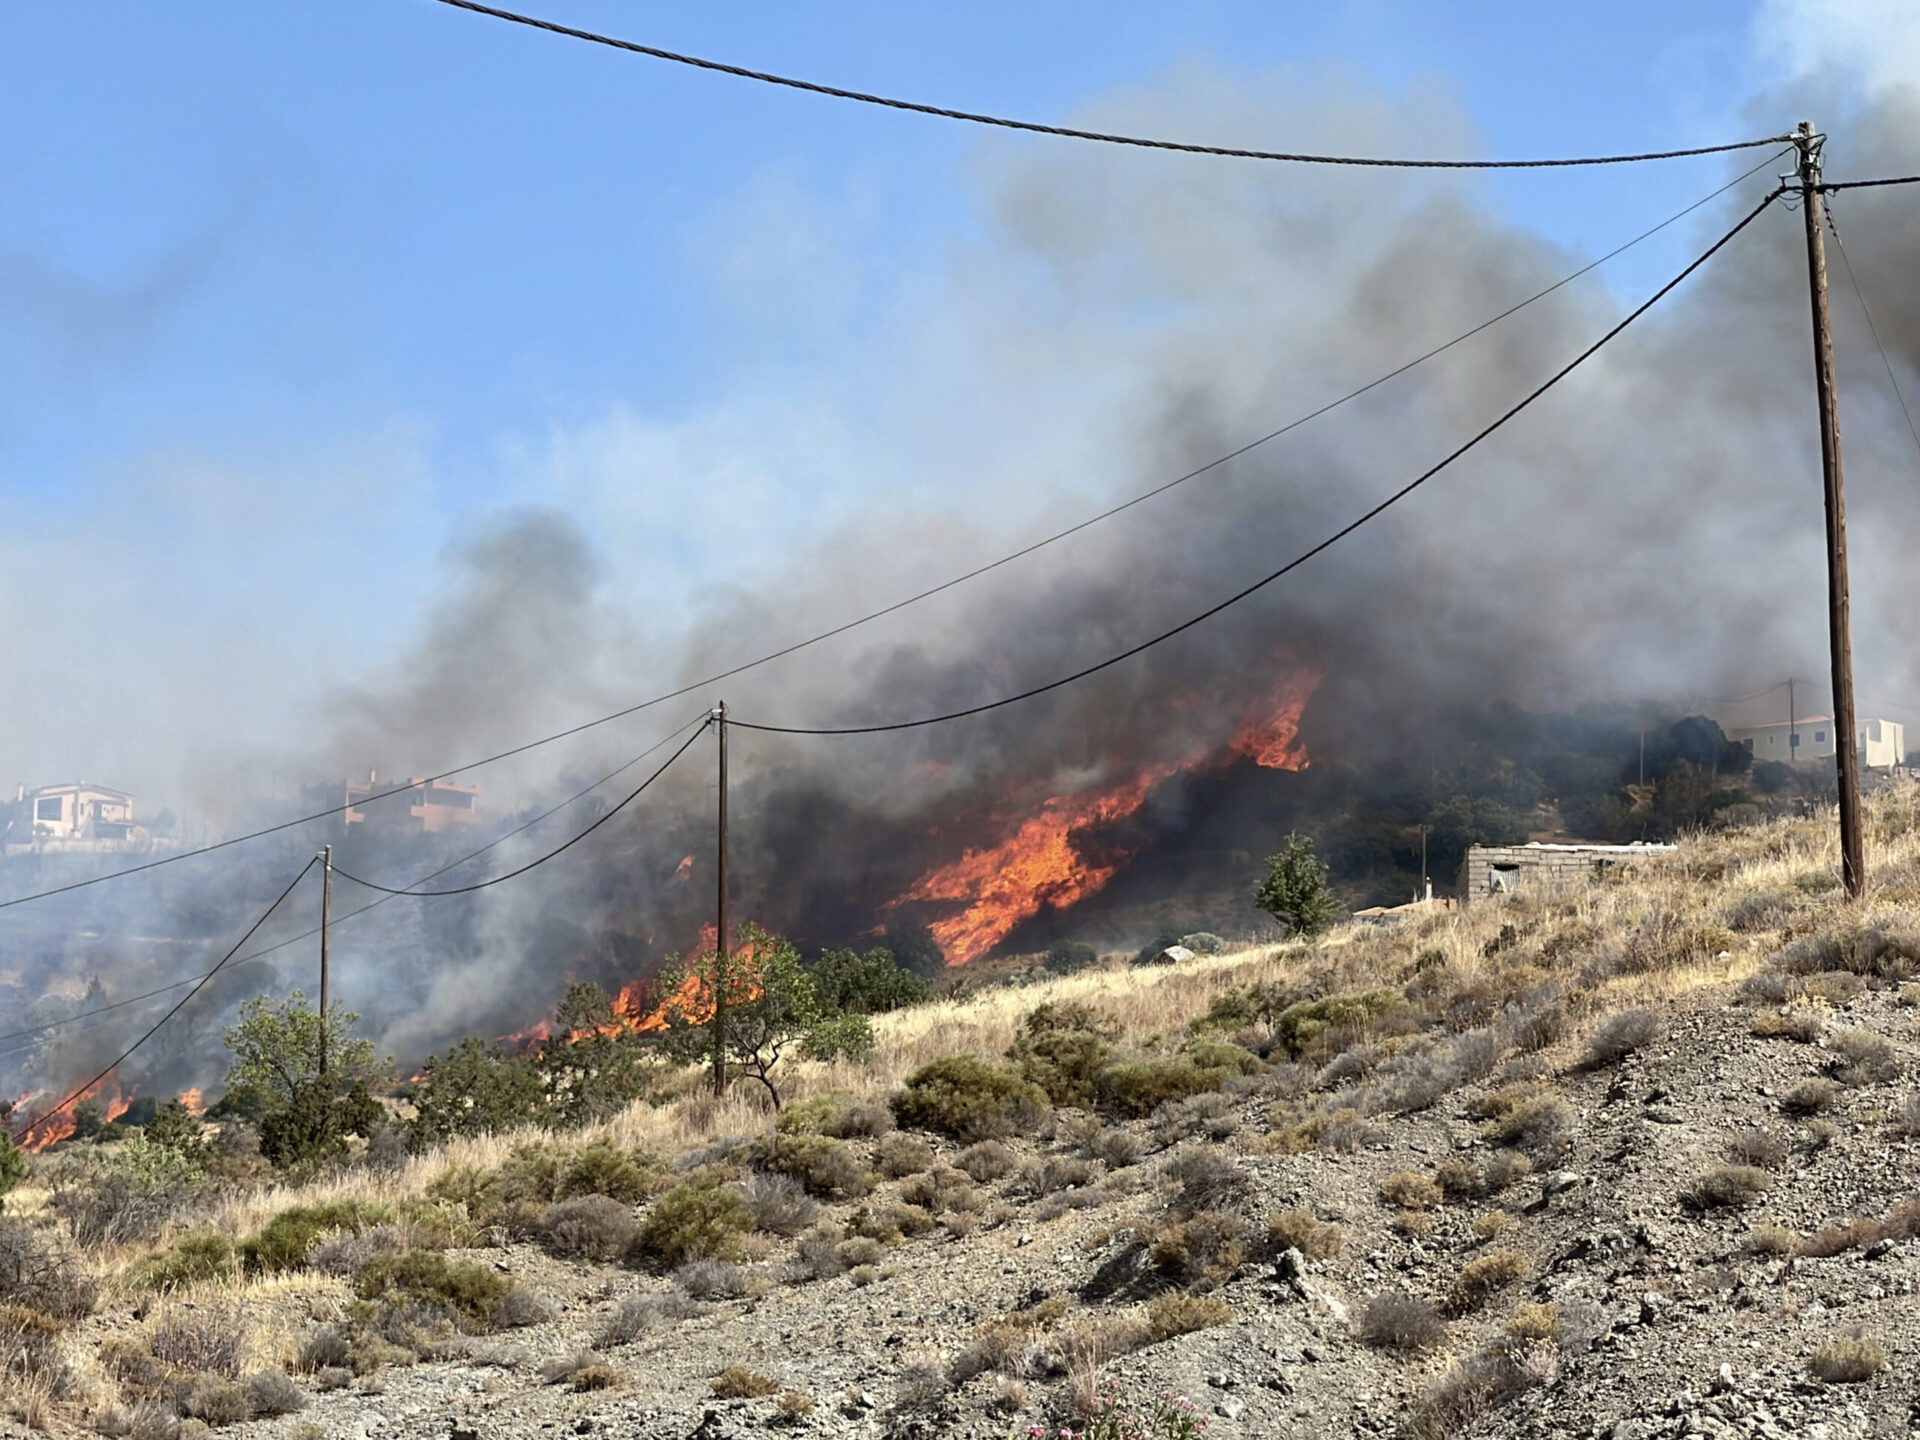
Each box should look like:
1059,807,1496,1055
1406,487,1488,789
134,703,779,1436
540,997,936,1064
881,920,947,980
143,1096,210,1165
653,924,858,1108
1254,833,1340,939
538,981,657,1128
0,1128,28,1203
223,992,386,1169
410,1037,550,1149
70,1099,107,1142
808,946,929,1015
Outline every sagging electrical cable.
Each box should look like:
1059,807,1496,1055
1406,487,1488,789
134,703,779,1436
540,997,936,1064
733,189,1786,737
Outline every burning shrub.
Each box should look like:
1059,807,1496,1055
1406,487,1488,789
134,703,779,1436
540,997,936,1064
539,1196,639,1261
891,1056,1049,1141
1357,1291,1446,1351
632,1179,753,1268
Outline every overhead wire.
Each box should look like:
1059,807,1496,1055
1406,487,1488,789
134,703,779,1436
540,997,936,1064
0,157,1791,915
0,711,710,1054
733,188,1786,737
425,0,1790,169
7,859,318,1145
1820,176,1920,192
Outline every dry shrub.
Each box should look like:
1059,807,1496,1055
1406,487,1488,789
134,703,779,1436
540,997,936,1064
955,1141,1017,1183
1472,1211,1510,1243
1143,1291,1232,1342
634,1179,754,1268
557,1141,664,1203
1019,1156,1096,1197
1267,1209,1342,1261
775,1391,815,1423
892,1056,1049,1141
1739,971,1800,1005
1435,1157,1483,1202
742,1133,874,1200
1150,1091,1239,1146
0,1219,98,1320
1809,1332,1887,1384
1315,1108,1381,1152
293,1324,350,1373
674,1259,762,1301
896,1165,981,1216
1484,1149,1534,1193
874,1133,933,1179
1783,1079,1839,1115
1161,1148,1247,1214
1506,1303,1560,1343
244,1370,306,1416
1149,1211,1252,1290
540,1349,623,1390
1489,1095,1573,1156
1582,1008,1662,1067
150,1302,248,1377
1828,1029,1900,1087
1089,1127,1143,1169
595,1292,706,1347
1804,972,1867,1006
712,1365,780,1399
733,1172,821,1236
539,1195,638,1261
1356,1291,1446,1351
1404,1344,1541,1440
178,1375,251,1425
1745,1219,1798,1256
499,1288,557,1328
1394,1209,1433,1238
1729,1128,1788,1167
1447,1250,1529,1314
1682,1166,1773,1211
1379,1171,1443,1211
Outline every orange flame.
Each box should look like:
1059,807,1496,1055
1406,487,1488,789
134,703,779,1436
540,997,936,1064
18,1073,126,1153
1229,670,1319,770
178,1089,205,1115
894,670,1321,965
673,854,695,878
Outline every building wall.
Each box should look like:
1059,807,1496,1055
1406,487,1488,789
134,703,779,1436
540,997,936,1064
1724,717,1905,769
1460,843,1676,906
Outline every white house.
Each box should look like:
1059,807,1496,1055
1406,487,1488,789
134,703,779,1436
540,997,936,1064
1722,716,1905,768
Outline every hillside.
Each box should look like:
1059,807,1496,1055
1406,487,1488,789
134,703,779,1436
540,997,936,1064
8,790,1920,1439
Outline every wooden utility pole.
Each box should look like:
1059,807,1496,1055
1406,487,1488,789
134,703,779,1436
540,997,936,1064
712,702,729,1096
1796,120,1866,898
318,843,333,1077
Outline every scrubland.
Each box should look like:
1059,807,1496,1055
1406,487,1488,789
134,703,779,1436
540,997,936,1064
9,786,1920,1439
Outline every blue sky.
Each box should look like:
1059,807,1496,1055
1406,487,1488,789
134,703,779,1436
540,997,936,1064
0,0,1900,810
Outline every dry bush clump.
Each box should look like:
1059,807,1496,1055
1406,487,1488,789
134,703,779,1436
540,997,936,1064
1728,1128,1788,1168
1827,1029,1900,1087
1356,1291,1446,1351
245,1370,306,1416
149,1302,249,1378
742,1133,874,1200
1808,1332,1887,1384
712,1364,780,1398
1746,1220,1798,1255
874,1133,933,1178
595,1292,707,1347
1506,1303,1560,1343
955,1141,1018,1183
1581,1008,1662,1067
774,1390,815,1423
891,1056,1049,1141
1379,1172,1443,1211
1783,1079,1840,1115
1489,1095,1574,1156
1682,1166,1774,1211
540,1349,624,1391
0,1219,98,1321
674,1259,764,1301
1162,1148,1247,1214
539,1195,638,1260
1403,1343,1543,1440
633,1179,754,1268
1019,1155,1096,1197
1897,1093,1920,1138
1447,1250,1529,1314
1267,1209,1342,1261
732,1172,821,1236
1149,1211,1252,1291
1472,1211,1511,1243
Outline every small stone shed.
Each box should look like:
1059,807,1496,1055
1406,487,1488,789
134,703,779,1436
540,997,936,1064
1459,841,1675,905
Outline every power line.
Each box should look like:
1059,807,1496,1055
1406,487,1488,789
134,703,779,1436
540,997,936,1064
1825,204,1920,469
426,0,1790,170
7,859,318,1146
734,189,1785,737
0,712,710,1053
1820,176,1920,192
331,717,709,896
0,159,1790,916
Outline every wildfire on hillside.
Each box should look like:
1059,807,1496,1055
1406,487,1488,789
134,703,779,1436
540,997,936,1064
18,1074,131,1153
179,1088,205,1115
893,670,1321,964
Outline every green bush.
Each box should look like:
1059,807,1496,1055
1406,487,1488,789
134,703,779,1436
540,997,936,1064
634,1180,755,1268
775,1095,895,1140
891,1056,1049,1141
557,1142,665,1203
741,1133,874,1200
356,1250,510,1331
808,947,930,1014
1255,834,1339,938
242,1202,390,1274
0,1130,26,1199
1043,941,1100,975
799,1012,877,1063
1010,1029,1113,1108
1094,1059,1229,1119
135,1233,237,1290
407,1037,550,1149
1272,989,1403,1057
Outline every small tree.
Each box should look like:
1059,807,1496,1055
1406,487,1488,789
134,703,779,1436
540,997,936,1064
143,1096,210,1165
0,1128,28,1202
653,924,860,1109
1255,833,1340,938
808,946,929,1015
223,992,386,1169
410,1037,550,1149
538,981,656,1128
